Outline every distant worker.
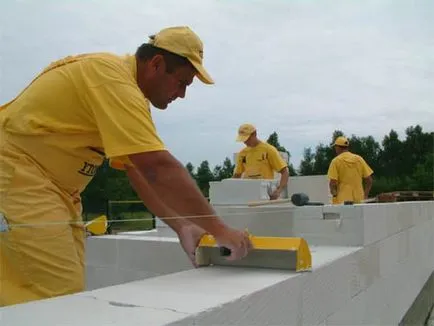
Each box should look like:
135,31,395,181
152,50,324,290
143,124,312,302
0,26,252,307
327,136,374,204
233,123,289,200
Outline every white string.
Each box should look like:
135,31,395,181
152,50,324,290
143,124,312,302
3,207,297,229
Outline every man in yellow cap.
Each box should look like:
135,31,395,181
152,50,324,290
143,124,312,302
327,136,374,204
0,26,252,306
232,123,289,200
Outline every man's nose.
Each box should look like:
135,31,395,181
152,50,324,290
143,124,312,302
178,86,186,99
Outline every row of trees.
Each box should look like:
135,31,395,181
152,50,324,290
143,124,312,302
183,125,433,196
81,124,433,214
297,125,433,194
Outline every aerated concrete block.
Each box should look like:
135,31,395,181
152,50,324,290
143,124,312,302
115,237,192,273
363,203,395,245
363,202,434,245
218,207,296,237
0,295,188,326
209,178,276,205
209,175,331,205
325,218,434,325
321,204,364,220
292,218,364,246
85,235,193,290
86,236,120,268
326,253,433,325
286,174,331,204
216,204,365,246
86,265,160,291
292,206,326,220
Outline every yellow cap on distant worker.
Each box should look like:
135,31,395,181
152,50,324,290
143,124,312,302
333,136,349,147
148,26,214,84
236,123,256,142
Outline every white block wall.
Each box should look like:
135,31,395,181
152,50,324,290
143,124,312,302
209,175,331,205
325,211,434,325
215,204,366,246
2,201,433,326
86,235,193,290
209,178,281,205
286,174,332,204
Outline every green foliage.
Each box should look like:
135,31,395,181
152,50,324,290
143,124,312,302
185,162,195,178
297,124,433,196
195,160,214,197
266,131,297,176
299,147,315,176
81,125,433,216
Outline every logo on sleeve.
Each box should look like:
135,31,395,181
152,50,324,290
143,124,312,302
78,162,98,177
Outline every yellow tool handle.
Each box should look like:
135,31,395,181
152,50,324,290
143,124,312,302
247,198,291,207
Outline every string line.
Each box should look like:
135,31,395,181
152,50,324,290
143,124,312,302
2,207,297,229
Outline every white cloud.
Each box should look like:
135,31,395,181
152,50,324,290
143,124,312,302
1,0,433,170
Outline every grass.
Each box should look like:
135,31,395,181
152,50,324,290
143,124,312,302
83,211,155,234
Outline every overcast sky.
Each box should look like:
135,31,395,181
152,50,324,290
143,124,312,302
1,0,433,169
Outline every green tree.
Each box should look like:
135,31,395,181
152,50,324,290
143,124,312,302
402,125,433,176
81,124,433,213
411,152,434,190
312,144,332,174
267,132,288,153
298,147,315,175
196,160,214,197
212,157,235,181
266,131,297,175
81,160,110,217
185,162,196,179
212,164,223,181
347,135,381,173
378,129,402,177
298,130,343,175
220,157,235,179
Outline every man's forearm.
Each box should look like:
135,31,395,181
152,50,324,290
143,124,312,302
129,151,227,235
364,176,373,198
329,180,338,197
277,168,289,191
126,166,190,234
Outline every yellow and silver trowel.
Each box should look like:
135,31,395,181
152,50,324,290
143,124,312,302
195,233,312,272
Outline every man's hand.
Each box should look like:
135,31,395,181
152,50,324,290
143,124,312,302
329,179,338,197
269,188,281,200
176,223,207,267
213,228,253,261
176,223,253,266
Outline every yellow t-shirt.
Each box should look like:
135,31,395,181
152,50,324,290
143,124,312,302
234,142,287,179
0,52,166,195
327,151,373,204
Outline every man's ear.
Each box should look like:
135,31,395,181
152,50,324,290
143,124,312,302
149,54,165,73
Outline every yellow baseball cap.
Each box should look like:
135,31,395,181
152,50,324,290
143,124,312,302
333,136,349,147
236,123,256,142
148,26,214,84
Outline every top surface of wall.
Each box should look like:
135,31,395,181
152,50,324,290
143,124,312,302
1,245,360,326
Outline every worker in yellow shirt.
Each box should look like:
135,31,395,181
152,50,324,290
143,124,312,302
233,123,289,200
327,136,374,204
0,26,252,306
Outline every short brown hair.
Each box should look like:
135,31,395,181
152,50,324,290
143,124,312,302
135,43,193,73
